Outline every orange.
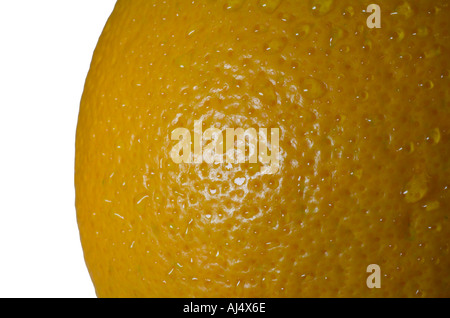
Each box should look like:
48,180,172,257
75,0,450,297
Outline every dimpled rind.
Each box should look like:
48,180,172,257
76,0,450,298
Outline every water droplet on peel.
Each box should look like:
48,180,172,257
299,77,327,100
224,0,245,11
403,174,428,203
257,0,282,13
310,0,334,16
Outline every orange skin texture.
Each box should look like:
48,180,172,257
75,0,450,297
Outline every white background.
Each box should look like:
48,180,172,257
0,0,117,298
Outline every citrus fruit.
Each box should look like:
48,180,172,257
75,0,450,297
